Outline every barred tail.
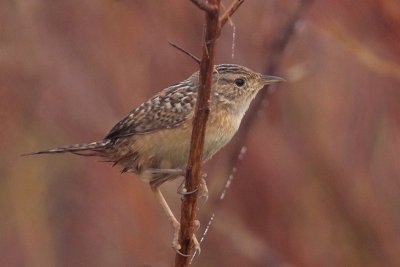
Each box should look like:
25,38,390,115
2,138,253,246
22,139,112,156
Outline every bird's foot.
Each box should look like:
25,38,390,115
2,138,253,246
172,219,201,257
177,175,209,203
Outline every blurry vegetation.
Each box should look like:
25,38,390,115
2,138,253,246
1,0,400,266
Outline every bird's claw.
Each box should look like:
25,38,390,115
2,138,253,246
177,176,209,202
177,183,198,195
172,221,201,257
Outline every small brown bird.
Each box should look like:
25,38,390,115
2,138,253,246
26,64,284,252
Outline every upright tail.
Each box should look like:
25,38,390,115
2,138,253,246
22,139,112,156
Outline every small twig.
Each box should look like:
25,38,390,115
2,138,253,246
219,0,244,27
168,40,201,64
225,0,312,220
227,0,312,191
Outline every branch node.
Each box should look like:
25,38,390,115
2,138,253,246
219,0,245,27
191,0,219,14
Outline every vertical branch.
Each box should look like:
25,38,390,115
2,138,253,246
175,1,244,266
175,1,220,266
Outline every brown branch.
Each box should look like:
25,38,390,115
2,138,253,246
191,0,219,13
175,0,244,266
168,40,201,64
219,0,244,27
175,1,220,266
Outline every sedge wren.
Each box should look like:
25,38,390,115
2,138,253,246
26,64,284,253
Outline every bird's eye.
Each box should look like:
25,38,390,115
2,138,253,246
234,78,245,87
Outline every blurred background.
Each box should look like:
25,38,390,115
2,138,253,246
1,0,400,266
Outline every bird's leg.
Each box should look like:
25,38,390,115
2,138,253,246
152,187,181,250
152,186,200,255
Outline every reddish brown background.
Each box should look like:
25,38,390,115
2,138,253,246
1,1,400,266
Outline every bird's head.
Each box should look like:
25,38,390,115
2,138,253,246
209,64,285,108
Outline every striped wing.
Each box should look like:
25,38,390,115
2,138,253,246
106,80,197,139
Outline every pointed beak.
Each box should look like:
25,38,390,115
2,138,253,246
261,75,286,85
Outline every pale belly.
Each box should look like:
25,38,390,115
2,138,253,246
107,110,242,185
